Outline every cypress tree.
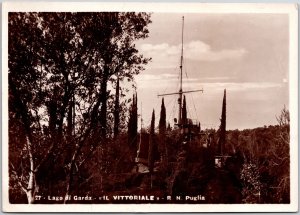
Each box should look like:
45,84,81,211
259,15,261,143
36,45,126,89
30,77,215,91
159,98,167,163
128,93,138,153
182,95,187,125
159,98,166,135
148,109,155,175
218,89,226,156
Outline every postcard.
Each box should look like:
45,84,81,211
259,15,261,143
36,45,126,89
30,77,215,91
2,2,298,212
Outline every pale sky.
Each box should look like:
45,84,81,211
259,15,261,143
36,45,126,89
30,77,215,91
133,13,289,130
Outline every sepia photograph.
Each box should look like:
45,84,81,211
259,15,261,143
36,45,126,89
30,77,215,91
2,2,298,212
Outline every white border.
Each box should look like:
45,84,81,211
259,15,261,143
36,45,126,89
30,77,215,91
2,2,298,212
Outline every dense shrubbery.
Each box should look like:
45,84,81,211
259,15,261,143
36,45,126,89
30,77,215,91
226,122,290,203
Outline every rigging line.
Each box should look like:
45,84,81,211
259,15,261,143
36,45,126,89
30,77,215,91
165,68,181,98
167,96,177,123
183,57,200,121
161,67,177,95
166,67,180,95
183,58,192,91
190,92,199,121
181,57,190,92
176,67,181,85
176,70,180,90
186,97,194,120
143,96,161,127
162,96,176,124
146,71,180,127
165,95,175,108
183,58,189,79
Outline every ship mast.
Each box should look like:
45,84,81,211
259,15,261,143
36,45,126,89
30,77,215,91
178,16,184,125
158,16,203,126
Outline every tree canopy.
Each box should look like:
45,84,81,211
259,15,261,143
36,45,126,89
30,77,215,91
9,12,151,203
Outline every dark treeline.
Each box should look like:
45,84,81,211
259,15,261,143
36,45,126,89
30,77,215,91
152,105,290,204
225,114,290,203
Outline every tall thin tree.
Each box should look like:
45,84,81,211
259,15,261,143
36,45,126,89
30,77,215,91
128,94,138,149
148,109,155,188
218,89,226,157
159,98,167,163
182,95,187,125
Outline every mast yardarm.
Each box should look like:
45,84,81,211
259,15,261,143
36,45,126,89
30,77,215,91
157,16,203,126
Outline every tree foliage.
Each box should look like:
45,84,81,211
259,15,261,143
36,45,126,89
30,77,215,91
8,12,290,205
230,106,290,203
9,12,151,203
158,98,167,163
182,95,187,125
128,93,138,153
218,89,226,156
148,109,155,174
